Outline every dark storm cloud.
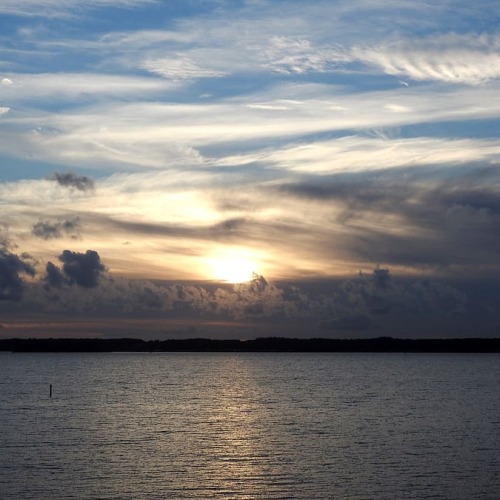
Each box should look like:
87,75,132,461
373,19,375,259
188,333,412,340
24,266,481,336
0,235,9,249
44,261,65,288
32,218,81,240
347,183,500,269
277,179,411,206
138,286,165,309
371,266,391,289
274,169,500,274
0,249,36,301
50,172,95,191
58,250,106,288
322,314,373,331
312,267,470,334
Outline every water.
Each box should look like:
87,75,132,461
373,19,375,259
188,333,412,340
0,352,498,499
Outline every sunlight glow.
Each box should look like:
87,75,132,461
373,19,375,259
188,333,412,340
209,254,257,283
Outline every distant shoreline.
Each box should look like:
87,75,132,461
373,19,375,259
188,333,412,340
0,337,499,353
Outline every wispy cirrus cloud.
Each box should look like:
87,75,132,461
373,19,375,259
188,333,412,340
0,0,156,18
141,57,227,80
0,73,173,103
2,81,500,172
217,136,500,174
353,34,500,85
262,36,350,75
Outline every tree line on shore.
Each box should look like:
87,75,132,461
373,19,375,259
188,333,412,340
0,337,499,353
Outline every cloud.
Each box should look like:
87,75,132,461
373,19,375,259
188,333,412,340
322,314,373,331
32,218,81,240
14,267,472,336
57,249,106,288
97,29,193,49
223,136,500,175
2,80,500,172
142,58,227,80
2,0,500,294
263,36,349,74
0,0,155,18
86,214,248,241
50,172,95,191
274,167,500,275
44,261,65,288
33,271,292,319
353,34,500,85
2,154,499,284
372,266,391,289
0,73,172,103
0,249,36,301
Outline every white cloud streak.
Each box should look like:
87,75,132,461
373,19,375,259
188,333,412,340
217,137,500,174
2,81,500,171
0,0,156,18
142,58,227,80
0,73,174,102
354,34,500,85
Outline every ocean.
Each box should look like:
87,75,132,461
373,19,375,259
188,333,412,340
0,352,498,499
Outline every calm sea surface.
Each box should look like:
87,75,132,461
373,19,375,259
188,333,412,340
0,352,498,499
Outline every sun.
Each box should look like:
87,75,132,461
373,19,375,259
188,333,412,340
210,255,257,283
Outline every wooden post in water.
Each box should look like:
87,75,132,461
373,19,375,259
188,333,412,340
49,384,52,398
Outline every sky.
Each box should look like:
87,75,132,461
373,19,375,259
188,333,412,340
1,0,500,339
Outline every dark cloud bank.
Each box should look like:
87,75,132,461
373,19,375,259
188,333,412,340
273,166,500,275
1,244,499,338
